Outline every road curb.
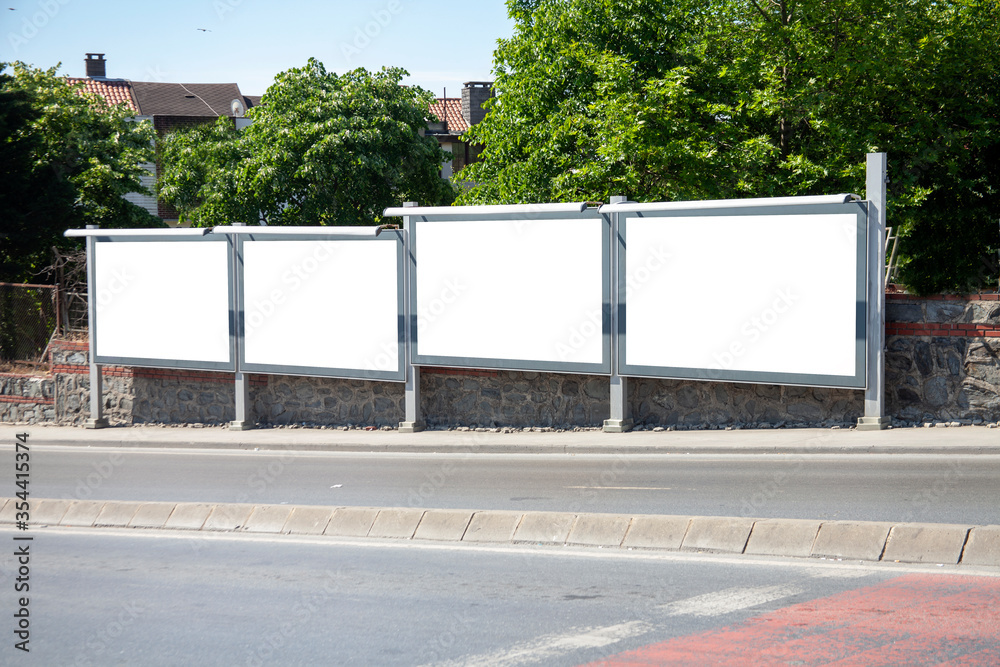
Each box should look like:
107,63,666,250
8,425,1000,456
4,497,998,568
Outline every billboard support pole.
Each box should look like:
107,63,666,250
85,224,108,429
857,153,890,431
604,196,633,433
230,222,255,431
399,202,425,433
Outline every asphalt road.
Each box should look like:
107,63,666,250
2,528,996,666
14,445,1000,525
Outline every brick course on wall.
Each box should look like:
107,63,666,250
3,294,998,428
884,294,1000,423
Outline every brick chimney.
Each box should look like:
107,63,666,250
85,53,106,78
461,81,493,127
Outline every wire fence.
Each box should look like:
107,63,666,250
0,283,58,364
59,290,89,333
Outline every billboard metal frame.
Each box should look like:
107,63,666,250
395,204,613,376
84,231,237,372
611,201,869,389
231,229,407,383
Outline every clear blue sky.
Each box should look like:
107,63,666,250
1,0,515,97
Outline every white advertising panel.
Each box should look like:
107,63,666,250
241,238,401,378
414,217,608,371
93,240,232,366
623,211,864,384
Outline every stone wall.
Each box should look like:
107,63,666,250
630,380,862,429
885,294,1000,423
55,372,133,426
131,371,244,425
420,369,609,428
253,375,403,427
49,341,134,426
129,370,403,427
3,295,999,429
0,373,55,424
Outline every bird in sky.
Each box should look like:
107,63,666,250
197,28,211,32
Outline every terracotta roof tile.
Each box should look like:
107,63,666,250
429,98,468,134
65,77,138,112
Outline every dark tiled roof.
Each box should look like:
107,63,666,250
130,81,246,117
429,98,468,133
243,95,261,108
65,77,138,112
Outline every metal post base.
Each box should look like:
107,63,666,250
856,416,891,431
602,419,633,434
398,421,425,433
229,420,255,431
84,418,108,430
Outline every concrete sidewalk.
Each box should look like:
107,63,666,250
2,423,1000,455
3,497,998,570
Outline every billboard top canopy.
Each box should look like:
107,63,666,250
383,202,590,218
65,226,388,238
64,228,212,238
599,194,861,214
212,226,384,237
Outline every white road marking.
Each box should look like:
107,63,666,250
808,567,875,579
564,486,672,490
425,620,652,667
660,584,805,617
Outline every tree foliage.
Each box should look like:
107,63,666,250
0,62,163,282
458,0,1000,293
159,60,455,227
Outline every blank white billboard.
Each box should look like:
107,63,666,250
623,211,864,385
413,217,608,371
93,240,232,367
240,237,402,378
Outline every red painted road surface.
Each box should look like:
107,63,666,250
587,575,1000,666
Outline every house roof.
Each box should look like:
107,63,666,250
243,95,261,109
429,98,468,134
65,77,138,112
130,81,246,117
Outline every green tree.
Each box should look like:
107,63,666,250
0,62,163,283
460,0,1000,293
159,60,455,227
705,0,1000,293
456,0,720,204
